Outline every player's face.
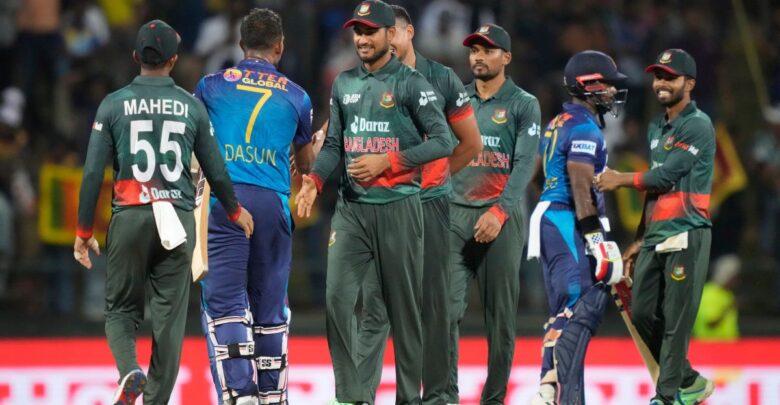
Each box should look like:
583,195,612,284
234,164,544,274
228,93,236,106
353,24,392,65
469,43,507,81
652,70,688,107
390,19,413,60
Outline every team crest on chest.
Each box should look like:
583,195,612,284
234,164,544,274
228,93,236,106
379,91,395,108
357,3,371,16
663,135,675,150
671,264,686,281
491,108,508,124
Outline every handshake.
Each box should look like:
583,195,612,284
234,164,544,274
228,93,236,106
584,231,624,285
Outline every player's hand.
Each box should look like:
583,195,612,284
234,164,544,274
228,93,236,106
235,207,254,238
595,168,622,192
474,211,502,243
296,174,318,218
73,236,100,270
347,154,391,182
622,240,642,281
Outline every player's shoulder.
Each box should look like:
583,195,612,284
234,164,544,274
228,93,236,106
421,56,456,79
506,83,539,106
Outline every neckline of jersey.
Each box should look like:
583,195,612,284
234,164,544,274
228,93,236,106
358,55,402,80
132,75,175,86
465,76,516,102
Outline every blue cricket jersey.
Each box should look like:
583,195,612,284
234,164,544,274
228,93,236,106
538,102,607,216
195,58,313,195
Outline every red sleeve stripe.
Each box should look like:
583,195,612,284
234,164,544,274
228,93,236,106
633,172,646,190
488,205,508,225
447,105,474,124
228,203,242,222
76,227,93,239
309,173,324,194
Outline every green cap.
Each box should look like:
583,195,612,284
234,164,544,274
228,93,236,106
343,0,395,29
462,24,511,52
645,48,696,79
135,19,180,65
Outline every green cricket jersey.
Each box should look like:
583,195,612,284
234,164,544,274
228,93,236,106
77,75,239,238
414,52,474,202
311,56,452,204
635,101,715,246
450,77,540,223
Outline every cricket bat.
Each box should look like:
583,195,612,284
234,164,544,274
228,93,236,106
612,279,660,384
192,170,210,282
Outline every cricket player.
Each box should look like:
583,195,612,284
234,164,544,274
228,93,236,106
447,24,540,405
356,5,482,404
74,20,253,405
596,48,716,405
527,50,627,405
295,1,453,402
195,8,315,405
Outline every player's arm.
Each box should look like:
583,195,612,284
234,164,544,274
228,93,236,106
597,120,714,192
75,98,114,269
297,87,344,217
474,99,540,243
192,99,253,237
292,92,316,174
567,132,622,285
444,72,481,174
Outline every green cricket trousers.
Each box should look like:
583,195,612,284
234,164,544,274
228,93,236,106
104,205,195,405
326,194,424,404
357,196,451,405
632,227,711,403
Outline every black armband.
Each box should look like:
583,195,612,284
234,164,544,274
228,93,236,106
578,215,603,234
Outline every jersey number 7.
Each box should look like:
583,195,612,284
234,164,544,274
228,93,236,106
236,85,272,143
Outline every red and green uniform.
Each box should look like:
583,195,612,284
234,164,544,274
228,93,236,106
311,55,452,404
356,52,474,405
447,77,540,404
77,75,240,405
631,101,715,403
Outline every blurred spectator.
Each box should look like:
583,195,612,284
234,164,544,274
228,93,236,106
693,255,741,341
193,0,251,74
62,0,110,60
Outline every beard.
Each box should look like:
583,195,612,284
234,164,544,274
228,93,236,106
358,43,390,65
472,64,498,81
657,86,685,107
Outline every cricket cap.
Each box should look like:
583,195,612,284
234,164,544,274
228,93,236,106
462,24,511,52
343,0,395,29
645,48,696,79
135,19,180,65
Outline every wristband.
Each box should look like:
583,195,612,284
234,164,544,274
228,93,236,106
578,215,603,235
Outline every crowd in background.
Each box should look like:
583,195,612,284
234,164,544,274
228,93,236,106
0,0,776,336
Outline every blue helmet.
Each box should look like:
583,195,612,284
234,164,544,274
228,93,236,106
563,50,628,122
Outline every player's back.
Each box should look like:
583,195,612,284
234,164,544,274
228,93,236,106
99,76,208,210
196,59,312,195
539,102,607,212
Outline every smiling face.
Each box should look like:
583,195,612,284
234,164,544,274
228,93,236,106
652,70,695,108
468,42,510,81
352,23,394,65
389,17,413,61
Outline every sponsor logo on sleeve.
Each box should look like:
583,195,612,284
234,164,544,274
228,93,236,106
650,139,659,149
456,92,469,107
419,91,438,107
223,68,243,82
491,108,507,124
570,140,597,155
92,121,103,132
528,122,540,137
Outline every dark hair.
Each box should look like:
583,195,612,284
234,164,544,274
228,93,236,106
391,5,412,25
240,8,283,51
140,49,167,69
